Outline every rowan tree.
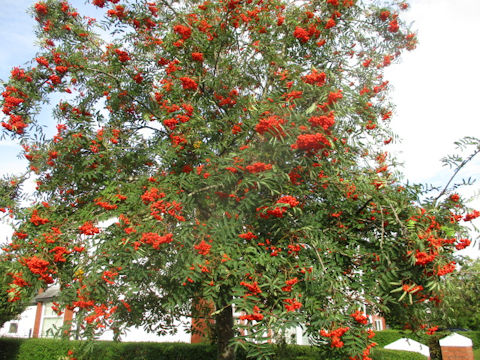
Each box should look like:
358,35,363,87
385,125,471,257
0,0,477,359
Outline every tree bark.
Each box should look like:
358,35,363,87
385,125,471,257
216,303,235,360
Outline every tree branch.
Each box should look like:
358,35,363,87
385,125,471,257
434,145,480,206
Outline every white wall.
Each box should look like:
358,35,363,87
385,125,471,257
1,305,191,343
0,305,37,338
97,318,192,343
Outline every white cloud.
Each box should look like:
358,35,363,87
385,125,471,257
386,0,480,185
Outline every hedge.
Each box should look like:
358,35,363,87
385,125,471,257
0,340,315,360
0,338,430,360
10,339,219,360
370,348,427,360
9,340,237,360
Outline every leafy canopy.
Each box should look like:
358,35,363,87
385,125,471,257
0,0,477,359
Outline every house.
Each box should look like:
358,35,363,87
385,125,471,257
0,286,191,342
370,313,386,331
1,287,386,343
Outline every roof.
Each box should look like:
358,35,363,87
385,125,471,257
384,338,429,358
34,286,60,302
439,333,473,347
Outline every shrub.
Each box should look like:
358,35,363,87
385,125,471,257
271,344,322,359
15,340,220,360
116,342,217,360
16,338,80,360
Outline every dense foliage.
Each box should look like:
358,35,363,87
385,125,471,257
430,257,480,331
0,0,478,359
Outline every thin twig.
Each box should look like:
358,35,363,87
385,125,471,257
314,247,327,273
83,66,168,136
379,206,385,250
157,0,180,17
356,197,373,214
187,183,223,197
433,146,480,206
387,201,408,237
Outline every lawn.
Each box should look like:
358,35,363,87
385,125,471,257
475,348,480,360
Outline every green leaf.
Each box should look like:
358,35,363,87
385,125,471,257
306,102,317,114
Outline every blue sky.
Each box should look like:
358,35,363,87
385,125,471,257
1,0,479,253
0,1,37,175
386,0,480,186
387,0,480,256
0,1,106,175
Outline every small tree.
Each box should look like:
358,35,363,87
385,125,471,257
0,0,477,359
431,257,480,331
382,136,480,333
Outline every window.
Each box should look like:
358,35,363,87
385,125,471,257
301,331,313,346
8,323,18,334
41,302,63,337
284,327,297,344
374,319,383,331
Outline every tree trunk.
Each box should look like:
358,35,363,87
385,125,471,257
216,303,235,360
